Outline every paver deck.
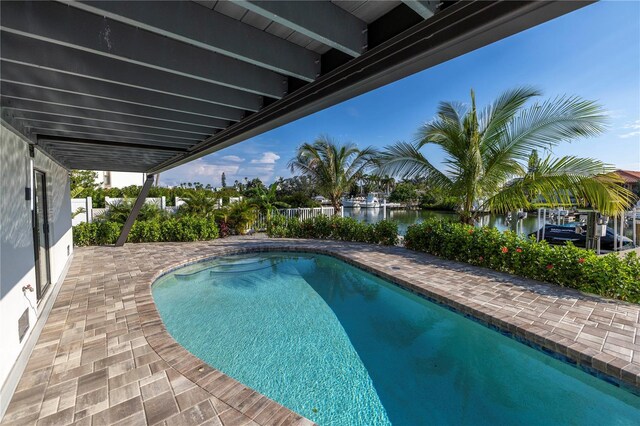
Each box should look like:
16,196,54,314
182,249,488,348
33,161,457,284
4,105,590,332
3,237,640,425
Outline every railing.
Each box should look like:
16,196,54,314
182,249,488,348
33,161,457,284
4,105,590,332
253,207,336,231
72,196,335,231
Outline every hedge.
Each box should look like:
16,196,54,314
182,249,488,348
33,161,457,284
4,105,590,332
405,219,640,303
267,214,399,246
73,216,219,247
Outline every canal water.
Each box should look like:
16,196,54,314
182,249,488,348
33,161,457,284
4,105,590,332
342,208,635,239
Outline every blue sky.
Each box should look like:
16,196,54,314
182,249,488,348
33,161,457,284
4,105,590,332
162,1,640,187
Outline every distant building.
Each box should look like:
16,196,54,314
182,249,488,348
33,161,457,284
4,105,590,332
95,171,146,189
615,170,640,192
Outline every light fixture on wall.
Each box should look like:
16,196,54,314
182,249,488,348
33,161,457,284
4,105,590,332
25,145,34,209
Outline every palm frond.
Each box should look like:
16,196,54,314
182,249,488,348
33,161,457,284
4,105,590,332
479,86,541,139
500,95,607,157
377,142,452,189
486,156,636,215
436,100,468,125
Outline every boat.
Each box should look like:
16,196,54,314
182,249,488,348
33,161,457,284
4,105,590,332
341,197,361,208
362,194,380,208
528,222,632,250
313,195,332,205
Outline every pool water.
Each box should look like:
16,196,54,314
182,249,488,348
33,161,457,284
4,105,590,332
153,253,640,425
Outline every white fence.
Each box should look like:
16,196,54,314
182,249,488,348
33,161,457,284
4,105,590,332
71,197,93,226
174,196,243,209
105,197,166,209
253,207,336,230
71,195,246,224
72,196,167,224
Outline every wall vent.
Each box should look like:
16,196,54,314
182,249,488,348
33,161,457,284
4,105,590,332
18,309,29,342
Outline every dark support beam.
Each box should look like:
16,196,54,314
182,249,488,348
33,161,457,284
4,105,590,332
1,1,288,98
233,1,367,57
401,1,437,19
68,0,320,81
25,122,200,146
26,123,200,146
0,32,264,111
36,135,189,153
8,110,209,140
115,175,155,246
1,62,247,121
0,95,228,134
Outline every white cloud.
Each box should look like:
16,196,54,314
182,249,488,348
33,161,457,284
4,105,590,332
618,120,640,139
619,130,640,139
250,152,281,164
160,150,286,187
178,159,239,179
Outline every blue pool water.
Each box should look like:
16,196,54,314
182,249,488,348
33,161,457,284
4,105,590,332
153,253,640,425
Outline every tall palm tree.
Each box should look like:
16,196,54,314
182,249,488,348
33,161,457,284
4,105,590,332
289,135,378,213
378,87,635,223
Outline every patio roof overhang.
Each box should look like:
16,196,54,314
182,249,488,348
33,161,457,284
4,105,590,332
1,0,591,174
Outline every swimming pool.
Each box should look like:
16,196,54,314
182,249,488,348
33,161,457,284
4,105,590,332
152,252,640,425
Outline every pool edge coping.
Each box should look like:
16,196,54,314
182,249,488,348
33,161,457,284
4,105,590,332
133,240,640,425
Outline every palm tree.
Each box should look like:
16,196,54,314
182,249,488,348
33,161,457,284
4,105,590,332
288,135,377,213
221,200,258,234
378,87,635,223
178,190,218,218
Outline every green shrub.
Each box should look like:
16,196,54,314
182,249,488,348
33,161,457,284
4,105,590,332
72,222,97,247
160,216,219,242
266,214,398,246
73,221,121,246
96,221,121,245
72,216,218,246
405,219,640,303
129,220,161,243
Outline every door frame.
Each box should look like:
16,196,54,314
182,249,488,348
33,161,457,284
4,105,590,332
32,169,51,301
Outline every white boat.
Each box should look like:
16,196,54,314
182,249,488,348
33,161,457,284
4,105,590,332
313,195,332,205
341,197,361,208
362,194,380,208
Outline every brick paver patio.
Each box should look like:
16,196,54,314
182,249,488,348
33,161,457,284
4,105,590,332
2,237,640,425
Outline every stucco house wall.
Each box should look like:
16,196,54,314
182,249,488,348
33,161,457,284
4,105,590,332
0,123,74,416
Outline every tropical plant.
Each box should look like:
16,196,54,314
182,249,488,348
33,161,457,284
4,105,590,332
378,87,636,223
216,200,257,234
71,207,86,219
405,219,640,303
102,199,166,224
178,190,218,218
266,214,399,246
289,135,378,213
70,170,99,196
249,182,290,215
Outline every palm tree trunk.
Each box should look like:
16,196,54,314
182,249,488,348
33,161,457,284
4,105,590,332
331,195,341,216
